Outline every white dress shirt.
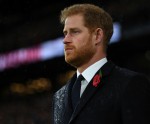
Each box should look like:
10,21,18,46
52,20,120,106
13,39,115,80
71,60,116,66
77,58,107,97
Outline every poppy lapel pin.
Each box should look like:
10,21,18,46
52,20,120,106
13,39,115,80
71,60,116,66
92,70,102,87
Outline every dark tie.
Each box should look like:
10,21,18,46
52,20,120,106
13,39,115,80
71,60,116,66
71,74,84,110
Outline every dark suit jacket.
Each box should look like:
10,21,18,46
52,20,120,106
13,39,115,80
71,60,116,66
52,61,150,124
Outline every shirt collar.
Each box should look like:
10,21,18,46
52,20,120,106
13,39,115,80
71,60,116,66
77,57,107,83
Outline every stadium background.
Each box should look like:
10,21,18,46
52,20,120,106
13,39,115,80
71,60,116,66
0,0,150,123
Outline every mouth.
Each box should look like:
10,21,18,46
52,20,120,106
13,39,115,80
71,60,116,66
64,47,74,52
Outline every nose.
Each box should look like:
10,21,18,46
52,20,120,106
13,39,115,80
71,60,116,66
63,34,71,44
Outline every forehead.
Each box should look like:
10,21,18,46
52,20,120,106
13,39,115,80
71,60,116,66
64,15,85,29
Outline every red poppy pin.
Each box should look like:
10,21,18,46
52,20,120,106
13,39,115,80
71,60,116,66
92,70,102,87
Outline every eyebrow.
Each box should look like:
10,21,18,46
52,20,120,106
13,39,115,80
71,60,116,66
63,27,80,32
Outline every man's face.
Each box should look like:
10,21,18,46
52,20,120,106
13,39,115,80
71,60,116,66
63,15,96,68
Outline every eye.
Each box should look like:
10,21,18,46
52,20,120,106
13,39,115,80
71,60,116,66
73,30,79,33
63,31,67,36
72,30,80,35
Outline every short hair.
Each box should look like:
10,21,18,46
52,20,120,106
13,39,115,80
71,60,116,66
60,3,113,46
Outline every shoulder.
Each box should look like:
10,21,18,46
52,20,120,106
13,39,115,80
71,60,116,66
113,64,147,80
53,82,70,99
112,64,150,90
102,61,141,79
106,61,150,88
53,72,77,99
52,74,77,108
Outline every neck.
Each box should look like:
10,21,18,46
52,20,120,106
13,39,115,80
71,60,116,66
77,54,106,73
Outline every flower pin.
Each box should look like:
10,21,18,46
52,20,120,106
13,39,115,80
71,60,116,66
92,70,102,87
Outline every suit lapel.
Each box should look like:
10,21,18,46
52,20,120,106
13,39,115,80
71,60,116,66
63,73,77,124
69,61,115,122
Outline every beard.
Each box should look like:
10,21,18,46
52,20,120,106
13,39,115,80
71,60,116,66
64,42,95,68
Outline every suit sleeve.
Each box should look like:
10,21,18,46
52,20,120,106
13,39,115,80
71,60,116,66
121,74,150,124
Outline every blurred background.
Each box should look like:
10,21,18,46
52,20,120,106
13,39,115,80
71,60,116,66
0,0,150,123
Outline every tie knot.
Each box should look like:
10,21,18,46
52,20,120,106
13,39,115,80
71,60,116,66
77,74,84,82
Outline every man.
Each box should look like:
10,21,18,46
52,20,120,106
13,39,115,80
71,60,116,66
51,3,150,124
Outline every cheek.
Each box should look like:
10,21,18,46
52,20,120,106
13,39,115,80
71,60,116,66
74,37,82,43
73,38,84,48
73,34,92,49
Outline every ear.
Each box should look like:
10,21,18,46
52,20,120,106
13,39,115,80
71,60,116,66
94,28,104,45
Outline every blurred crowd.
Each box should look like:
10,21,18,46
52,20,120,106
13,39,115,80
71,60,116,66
0,93,52,124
